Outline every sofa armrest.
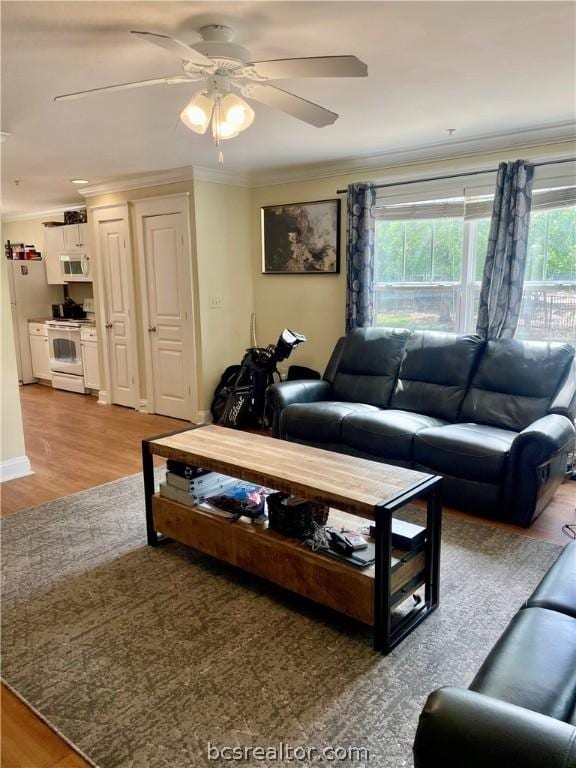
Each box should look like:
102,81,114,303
506,414,575,526
266,379,333,437
549,357,576,421
413,687,576,768
511,414,575,467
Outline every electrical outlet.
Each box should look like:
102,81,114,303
209,294,224,309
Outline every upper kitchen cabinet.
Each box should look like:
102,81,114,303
62,223,88,250
44,222,91,284
44,226,65,284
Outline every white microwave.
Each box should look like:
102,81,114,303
60,252,90,282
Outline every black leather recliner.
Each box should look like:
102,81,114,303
413,543,576,768
267,328,576,526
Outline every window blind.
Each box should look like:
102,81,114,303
464,186,576,221
373,199,464,221
374,187,576,222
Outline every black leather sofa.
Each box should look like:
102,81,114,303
267,329,576,526
413,542,576,768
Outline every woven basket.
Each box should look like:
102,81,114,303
267,493,329,538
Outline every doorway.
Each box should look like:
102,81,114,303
92,204,139,408
134,194,198,421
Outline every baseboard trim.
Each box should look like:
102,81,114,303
196,409,212,424
97,390,110,405
0,455,33,482
137,399,151,413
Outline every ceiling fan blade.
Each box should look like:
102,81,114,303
242,56,367,81
54,76,191,102
243,84,338,127
131,30,214,69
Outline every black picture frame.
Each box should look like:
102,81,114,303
261,198,341,274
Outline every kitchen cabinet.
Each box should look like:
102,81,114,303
29,324,52,381
63,223,88,250
44,227,65,284
81,327,100,390
44,222,90,285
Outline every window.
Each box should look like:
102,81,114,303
517,205,576,342
374,187,576,343
374,200,465,332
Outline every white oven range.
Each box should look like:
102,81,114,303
46,320,91,393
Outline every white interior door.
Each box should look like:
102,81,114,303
99,218,136,407
143,212,192,420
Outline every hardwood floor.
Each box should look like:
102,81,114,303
1,383,575,766
1,384,184,517
1,686,88,768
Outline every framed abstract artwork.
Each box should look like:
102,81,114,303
261,199,341,274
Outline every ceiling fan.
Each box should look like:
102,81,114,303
54,24,368,148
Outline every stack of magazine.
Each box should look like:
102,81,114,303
159,460,271,522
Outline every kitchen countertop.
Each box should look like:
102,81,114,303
28,317,96,325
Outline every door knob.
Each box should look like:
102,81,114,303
105,322,113,329
148,325,157,332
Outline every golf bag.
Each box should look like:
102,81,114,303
211,329,307,429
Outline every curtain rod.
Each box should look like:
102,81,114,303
335,156,576,194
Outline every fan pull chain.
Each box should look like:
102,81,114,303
212,97,225,164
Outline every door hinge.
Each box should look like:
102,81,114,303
132,376,135,384
188,385,191,395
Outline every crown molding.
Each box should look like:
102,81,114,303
192,165,251,187
1,204,85,223
249,121,576,187
79,167,196,197
78,164,250,197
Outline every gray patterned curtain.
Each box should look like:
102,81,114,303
346,182,376,332
476,160,534,339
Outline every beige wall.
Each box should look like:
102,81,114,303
250,140,576,375
0,251,27,466
193,180,253,411
251,177,347,376
2,217,55,253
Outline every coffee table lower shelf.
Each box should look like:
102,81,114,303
152,494,426,628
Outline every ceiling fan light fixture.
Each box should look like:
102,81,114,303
219,93,254,132
180,92,213,134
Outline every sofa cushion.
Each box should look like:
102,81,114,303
414,423,517,482
470,607,576,722
331,327,410,407
280,402,379,442
391,331,485,421
525,542,576,620
342,410,447,461
461,339,574,431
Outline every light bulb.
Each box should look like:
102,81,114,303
220,93,255,133
180,93,213,134
213,119,239,141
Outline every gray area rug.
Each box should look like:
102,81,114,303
1,474,562,768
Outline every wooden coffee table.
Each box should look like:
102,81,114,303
142,424,442,654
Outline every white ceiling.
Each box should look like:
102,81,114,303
2,1,575,215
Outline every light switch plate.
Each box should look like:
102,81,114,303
209,294,224,309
